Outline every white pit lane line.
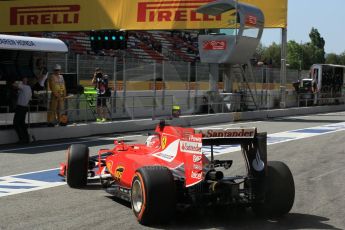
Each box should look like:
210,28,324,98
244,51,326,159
0,121,345,198
0,168,63,197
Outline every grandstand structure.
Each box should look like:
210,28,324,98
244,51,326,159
17,31,200,63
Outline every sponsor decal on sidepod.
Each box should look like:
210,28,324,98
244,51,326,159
180,141,202,154
193,155,202,163
191,171,202,180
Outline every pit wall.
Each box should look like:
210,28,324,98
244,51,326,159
0,88,299,126
65,89,298,121
0,103,344,145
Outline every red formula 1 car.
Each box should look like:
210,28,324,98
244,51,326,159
59,121,295,225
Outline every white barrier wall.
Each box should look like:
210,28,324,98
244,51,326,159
0,89,300,125
1,103,344,145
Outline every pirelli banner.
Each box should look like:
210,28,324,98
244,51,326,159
121,0,287,29
0,0,119,32
0,0,287,32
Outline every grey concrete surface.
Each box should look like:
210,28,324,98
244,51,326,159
1,104,344,145
0,111,344,229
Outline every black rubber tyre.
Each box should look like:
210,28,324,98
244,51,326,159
131,166,176,226
66,144,89,188
253,161,295,218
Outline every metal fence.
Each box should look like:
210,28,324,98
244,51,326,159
45,53,306,114
0,89,344,128
0,53,321,128
47,53,302,88
0,94,240,127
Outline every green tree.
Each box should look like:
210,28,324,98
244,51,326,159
325,53,340,64
302,43,321,68
338,52,345,65
309,27,325,49
286,40,317,70
309,27,325,63
287,40,303,69
262,42,281,67
260,28,327,69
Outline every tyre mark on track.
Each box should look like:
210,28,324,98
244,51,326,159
309,167,345,181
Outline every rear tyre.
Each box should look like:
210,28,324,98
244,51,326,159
131,166,176,225
253,161,295,218
66,144,89,188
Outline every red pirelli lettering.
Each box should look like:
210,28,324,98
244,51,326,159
137,0,221,23
10,5,80,26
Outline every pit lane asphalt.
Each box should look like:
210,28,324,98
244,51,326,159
0,111,345,230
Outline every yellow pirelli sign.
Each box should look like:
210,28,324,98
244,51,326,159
0,0,287,32
0,0,119,32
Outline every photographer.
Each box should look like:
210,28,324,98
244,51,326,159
32,58,48,91
92,68,110,122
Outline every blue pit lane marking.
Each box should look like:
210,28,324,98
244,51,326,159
0,168,65,198
291,129,335,134
1,121,345,198
268,136,295,143
14,169,61,183
0,185,37,189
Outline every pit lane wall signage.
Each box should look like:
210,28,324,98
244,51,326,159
0,0,287,32
0,34,68,52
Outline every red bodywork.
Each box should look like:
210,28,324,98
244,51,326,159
58,123,295,224
60,124,209,188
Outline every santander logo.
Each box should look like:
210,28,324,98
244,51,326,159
180,141,202,154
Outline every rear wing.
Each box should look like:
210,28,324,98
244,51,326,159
195,128,257,145
195,127,268,179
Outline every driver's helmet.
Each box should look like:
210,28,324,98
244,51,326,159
145,135,160,148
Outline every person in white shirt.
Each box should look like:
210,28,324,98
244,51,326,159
32,58,48,91
13,77,32,144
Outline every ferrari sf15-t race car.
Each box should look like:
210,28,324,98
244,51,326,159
59,121,295,225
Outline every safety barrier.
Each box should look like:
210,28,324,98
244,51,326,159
0,94,244,127
297,93,345,107
1,92,344,129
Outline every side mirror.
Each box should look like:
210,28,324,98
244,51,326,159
159,120,165,131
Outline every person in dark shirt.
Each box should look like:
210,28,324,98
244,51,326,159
200,96,214,114
92,68,110,122
13,77,32,144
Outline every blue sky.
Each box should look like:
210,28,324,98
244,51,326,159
261,0,344,54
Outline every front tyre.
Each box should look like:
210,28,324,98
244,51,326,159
253,161,295,218
131,166,176,225
66,144,89,188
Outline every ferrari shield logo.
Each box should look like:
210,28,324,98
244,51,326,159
114,166,125,182
161,136,167,149
106,161,113,172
